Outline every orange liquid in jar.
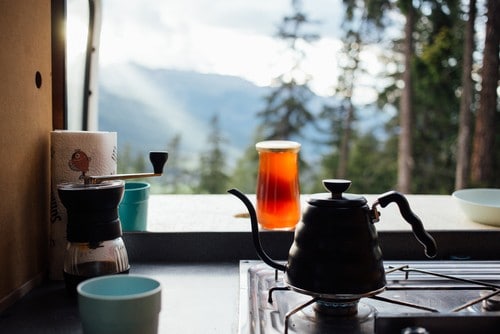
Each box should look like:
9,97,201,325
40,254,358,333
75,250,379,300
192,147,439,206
256,141,300,230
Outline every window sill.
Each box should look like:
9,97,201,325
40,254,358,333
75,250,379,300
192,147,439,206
121,194,500,263
146,194,498,232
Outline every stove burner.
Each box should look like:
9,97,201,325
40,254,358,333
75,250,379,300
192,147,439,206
268,287,376,333
314,298,360,316
401,327,430,334
482,291,500,311
285,299,375,334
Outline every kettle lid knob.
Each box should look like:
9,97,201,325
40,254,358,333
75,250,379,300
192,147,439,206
308,179,366,207
323,179,352,199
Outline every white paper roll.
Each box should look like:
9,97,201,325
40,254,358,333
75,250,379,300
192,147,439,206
49,130,117,280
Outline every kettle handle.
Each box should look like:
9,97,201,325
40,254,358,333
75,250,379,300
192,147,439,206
375,191,438,258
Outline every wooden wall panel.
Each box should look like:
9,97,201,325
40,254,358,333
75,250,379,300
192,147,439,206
0,0,52,310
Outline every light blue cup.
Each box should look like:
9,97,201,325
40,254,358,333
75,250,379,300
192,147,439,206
77,275,162,334
119,182,150,231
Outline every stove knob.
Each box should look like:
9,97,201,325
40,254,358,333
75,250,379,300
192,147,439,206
401,327,430,334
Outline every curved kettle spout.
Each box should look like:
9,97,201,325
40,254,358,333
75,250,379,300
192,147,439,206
228,189,287,272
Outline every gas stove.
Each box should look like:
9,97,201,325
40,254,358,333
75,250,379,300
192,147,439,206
239,260,500,334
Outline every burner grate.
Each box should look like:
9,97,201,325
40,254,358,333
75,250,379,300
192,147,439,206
240,260,500,334
380,264,500,312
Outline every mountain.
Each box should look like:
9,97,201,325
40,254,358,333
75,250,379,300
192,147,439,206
98,63,392,169
98,63,268,167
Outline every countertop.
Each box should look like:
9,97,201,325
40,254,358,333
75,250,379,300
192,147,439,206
0,263,240,334
1,194,499,333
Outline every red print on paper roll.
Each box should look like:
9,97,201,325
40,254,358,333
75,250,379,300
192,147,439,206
69,149,91,179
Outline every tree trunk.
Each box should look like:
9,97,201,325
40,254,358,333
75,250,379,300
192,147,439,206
471,0,499,186
397,4,414,193
455,0,476,190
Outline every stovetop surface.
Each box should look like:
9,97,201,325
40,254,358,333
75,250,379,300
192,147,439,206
239,260,500,334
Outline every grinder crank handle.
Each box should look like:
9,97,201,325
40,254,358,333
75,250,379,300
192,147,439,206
375,191,438,258
84,151,168,184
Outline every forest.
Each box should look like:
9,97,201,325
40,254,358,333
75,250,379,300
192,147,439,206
118,0,499,195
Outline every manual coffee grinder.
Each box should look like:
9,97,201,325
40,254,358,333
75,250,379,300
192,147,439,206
57,151,168,294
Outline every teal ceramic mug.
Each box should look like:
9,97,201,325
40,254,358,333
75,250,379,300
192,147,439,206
77,275,162,334
119,182,150,231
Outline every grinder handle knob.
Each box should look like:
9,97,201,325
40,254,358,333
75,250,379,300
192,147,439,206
150,151,168,174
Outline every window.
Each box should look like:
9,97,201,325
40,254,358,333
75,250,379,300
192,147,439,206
66,0,499,198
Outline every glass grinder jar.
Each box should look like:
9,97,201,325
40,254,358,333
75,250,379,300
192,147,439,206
58,180,129,294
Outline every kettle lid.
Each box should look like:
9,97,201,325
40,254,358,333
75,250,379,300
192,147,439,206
308,179,367,207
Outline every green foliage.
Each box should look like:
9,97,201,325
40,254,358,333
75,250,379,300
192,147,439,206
347,133,398,193
197,114,230,194
117,143,133,174
409,1,463,193
317,0,384,190
316,102,352,176
258,80,316,140
117,143,147,175
371,0,465,194
229,143,259,194
257,0,318,141
162,133,197,194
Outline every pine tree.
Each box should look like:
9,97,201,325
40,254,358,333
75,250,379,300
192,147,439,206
455,0,476,190
118,143,133,174
397,0,415,193
410,0,464,193
470,0,499,186
371,0,465,193
197,114,229,194
319,0,389,183
164,133,195,193
257,0,319,141
335,31,361,179
229,129,264,193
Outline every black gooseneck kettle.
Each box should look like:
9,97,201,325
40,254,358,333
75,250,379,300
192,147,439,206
229,179,437,299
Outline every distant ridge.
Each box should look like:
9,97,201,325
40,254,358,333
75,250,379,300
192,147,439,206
98,63,267,166
98,62,390,167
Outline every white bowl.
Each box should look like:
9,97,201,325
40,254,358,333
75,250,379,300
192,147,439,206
452,188,500,226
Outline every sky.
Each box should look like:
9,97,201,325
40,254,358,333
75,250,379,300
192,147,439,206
69,0,345,95
67,0,396,107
